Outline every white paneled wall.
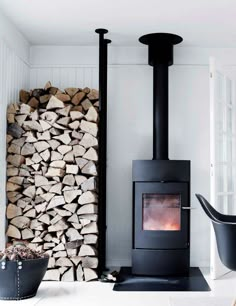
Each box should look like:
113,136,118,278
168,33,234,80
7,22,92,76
0,38,29,249
30,67,98,90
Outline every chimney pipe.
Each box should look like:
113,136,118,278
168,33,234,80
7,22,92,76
139,33,183,160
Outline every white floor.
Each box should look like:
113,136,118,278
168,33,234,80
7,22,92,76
1,269,236,306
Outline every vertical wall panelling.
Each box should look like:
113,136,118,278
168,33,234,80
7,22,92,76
30,67,98,90
0,38,30,249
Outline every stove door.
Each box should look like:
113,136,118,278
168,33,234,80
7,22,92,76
134,182,189,249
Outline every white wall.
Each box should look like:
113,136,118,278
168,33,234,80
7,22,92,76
0,11,30,249
29,46,213,267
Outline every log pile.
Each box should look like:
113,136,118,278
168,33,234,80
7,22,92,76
5,82,99,281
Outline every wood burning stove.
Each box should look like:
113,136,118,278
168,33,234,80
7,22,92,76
132,33,191,276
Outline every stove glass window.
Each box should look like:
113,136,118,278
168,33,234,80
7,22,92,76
142,194,181,231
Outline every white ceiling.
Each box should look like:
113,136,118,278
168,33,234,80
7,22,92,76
0,0,236,47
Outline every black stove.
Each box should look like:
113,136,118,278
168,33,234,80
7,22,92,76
132,33,191,276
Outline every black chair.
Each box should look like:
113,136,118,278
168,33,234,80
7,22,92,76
195,194,236,271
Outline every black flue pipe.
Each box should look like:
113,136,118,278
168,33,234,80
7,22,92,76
95,29,111,276
139,33,183,160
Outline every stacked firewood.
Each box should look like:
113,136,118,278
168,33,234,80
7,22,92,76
5,82,99,281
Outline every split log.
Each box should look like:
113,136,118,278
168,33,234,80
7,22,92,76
54,133,71,145
77,204,98,215
63,151,74,162
7,154,25,167
7,192,22,203
75,158,88,169
50,215,62,225
54,251,67,257
54,208,72,217
24,208,36,218
55,93,70,102
81,161,97,176
40,111,58,124
19,90,30,103
22,228,34,239
48,139,60,150
79,133,98,149
23,185,36,198
8,123,24,138
82,257,98,269
57,116,70,126
47,96,64,109
66,228,83,241
56,105,72,117
48,257,56,269
38,214,50,225
51,151,63,161
67,214,79,224
87,89,99,100
34,141,50,153
76,265,84,281
65,240,82,249
84,234,98,245
80,214,98,221
39,120,51,131
63,203,78,213
10,216,30,229
47,196,66,210
56,257,73,267
65,88,78,97
71,92,85,105
85,106,98,122
44,269,60,281
45,167,65,177
53,243,65,252
78,245,97,257
84,268,98,282
71,130,83,140
6,182,21,192
15,114,27,126
63,190,81,203
6,224,21,239
81,177,97,192
81,222,98,234
35,175,50,187
61,267,74,282
70,111,84,121
80,120,98,137
57,145,72,155
48,219,68,232
37,131,51,141
81,99,92,111
23,120,42,132
78,191,98,205
68,120,80,130
62,175,75,186
21,143,36,156
73,145,86,157
75,175,87,186
83,147,98,161
7,167,19,177
6,204,22,219
49,183,62,195
66,165,79,175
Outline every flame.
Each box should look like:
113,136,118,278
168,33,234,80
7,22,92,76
142,194,181,231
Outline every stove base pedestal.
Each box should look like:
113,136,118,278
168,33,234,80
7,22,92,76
132,248,190,276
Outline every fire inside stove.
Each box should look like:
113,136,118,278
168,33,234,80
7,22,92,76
142,194,181,231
